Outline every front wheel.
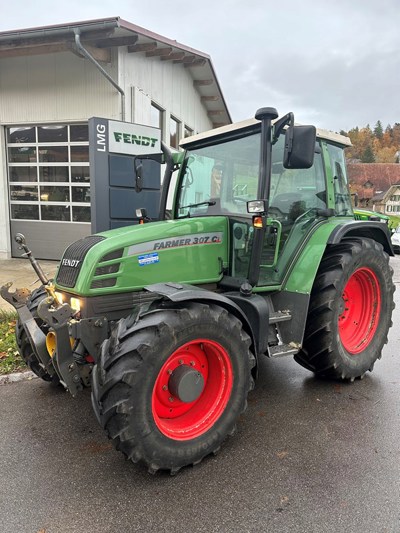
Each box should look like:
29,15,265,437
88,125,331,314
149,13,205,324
91,302,255,474
295,238,395,380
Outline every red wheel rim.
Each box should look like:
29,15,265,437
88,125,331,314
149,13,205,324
152,339,233,440
339,267,381,354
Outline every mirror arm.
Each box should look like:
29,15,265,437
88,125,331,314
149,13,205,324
273,112,294,142
159,141,174,220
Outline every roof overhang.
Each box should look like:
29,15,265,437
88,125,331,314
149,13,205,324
0,16,231,127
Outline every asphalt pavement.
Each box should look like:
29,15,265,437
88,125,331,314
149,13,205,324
0,257,399,533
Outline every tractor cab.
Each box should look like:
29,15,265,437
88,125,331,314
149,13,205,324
167,112,353,287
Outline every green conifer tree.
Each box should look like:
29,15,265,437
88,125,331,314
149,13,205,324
361,145,375,163
374,120,383,139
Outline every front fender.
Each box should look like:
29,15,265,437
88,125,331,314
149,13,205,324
144,282,269,358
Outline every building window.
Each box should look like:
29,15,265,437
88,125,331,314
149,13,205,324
150,102,164,140
170,116,180,149
184,125,194,139
7,123,90,223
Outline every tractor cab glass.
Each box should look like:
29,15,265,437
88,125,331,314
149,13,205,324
176,129,327,286
176,132,261,218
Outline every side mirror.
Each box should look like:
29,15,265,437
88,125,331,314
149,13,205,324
134,159,143,192
283,125,316,169
133,153,163,193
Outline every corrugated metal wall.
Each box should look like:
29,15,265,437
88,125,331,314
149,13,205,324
121,49,213,136
0,51,119,124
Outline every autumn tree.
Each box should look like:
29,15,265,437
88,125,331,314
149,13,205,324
392,124,400,146
343,120,400,163
375,147,397,163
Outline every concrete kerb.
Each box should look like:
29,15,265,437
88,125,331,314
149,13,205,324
0,371,38,385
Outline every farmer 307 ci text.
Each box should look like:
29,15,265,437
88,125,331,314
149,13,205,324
2,107,395,474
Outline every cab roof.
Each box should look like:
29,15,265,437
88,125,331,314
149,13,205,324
180,116,352,148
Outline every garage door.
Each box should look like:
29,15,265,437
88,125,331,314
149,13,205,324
7,123,92,260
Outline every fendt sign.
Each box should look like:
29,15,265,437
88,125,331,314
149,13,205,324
112,132,158,149
89,118,162,233
108,121,161,155
94,120,161,154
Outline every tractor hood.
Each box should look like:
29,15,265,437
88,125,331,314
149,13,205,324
54,217,229,296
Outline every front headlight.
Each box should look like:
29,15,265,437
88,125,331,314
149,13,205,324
54,291,64,305
54,291,81,312
70,297,81,312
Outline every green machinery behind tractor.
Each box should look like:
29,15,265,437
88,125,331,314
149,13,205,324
2,107,395,474
353,208,390,224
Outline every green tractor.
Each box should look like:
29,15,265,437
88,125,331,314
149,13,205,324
2,107,395,474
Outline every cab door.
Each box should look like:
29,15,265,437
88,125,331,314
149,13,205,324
257,145,327,286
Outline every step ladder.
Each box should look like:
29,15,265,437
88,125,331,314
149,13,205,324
267,308,300,357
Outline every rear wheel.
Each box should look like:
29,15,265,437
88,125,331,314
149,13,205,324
295,238,395,380
15,285,58,382
91,302,255,474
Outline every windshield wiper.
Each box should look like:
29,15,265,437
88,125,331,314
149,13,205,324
180,200,216,209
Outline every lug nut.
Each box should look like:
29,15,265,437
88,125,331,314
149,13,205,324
168,397,174,403
162,385,168,391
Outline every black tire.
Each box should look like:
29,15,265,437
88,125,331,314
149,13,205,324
295,238,395,380
91,302,255,474
15,285,58,383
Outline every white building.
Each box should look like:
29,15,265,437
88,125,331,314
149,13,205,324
0,17,231,259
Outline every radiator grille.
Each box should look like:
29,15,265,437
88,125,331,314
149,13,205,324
100,249,123,261
56,235,105,288
90,278,117,289
94,263,120,276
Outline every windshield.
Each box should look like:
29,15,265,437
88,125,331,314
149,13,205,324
176,132,261,218
176,131,326,219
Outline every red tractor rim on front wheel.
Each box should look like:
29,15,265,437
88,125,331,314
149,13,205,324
152,339,233,440
339,267,381,354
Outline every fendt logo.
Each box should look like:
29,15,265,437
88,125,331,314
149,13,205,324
62,259,80,268
113,132,158,148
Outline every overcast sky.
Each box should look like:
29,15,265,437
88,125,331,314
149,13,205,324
0,0,399,132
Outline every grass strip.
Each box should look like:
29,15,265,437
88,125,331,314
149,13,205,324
0,310,25,375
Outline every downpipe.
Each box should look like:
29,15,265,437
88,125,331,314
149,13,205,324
74,29,126,121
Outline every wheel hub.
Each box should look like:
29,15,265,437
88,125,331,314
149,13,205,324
168,365,205,403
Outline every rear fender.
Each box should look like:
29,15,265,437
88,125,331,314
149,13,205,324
328,221,394,256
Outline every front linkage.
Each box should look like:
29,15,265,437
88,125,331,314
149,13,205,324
1,235,108,397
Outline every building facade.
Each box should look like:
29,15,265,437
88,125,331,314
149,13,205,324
347,163,400,209
372,185,400,215
0,17,231,259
